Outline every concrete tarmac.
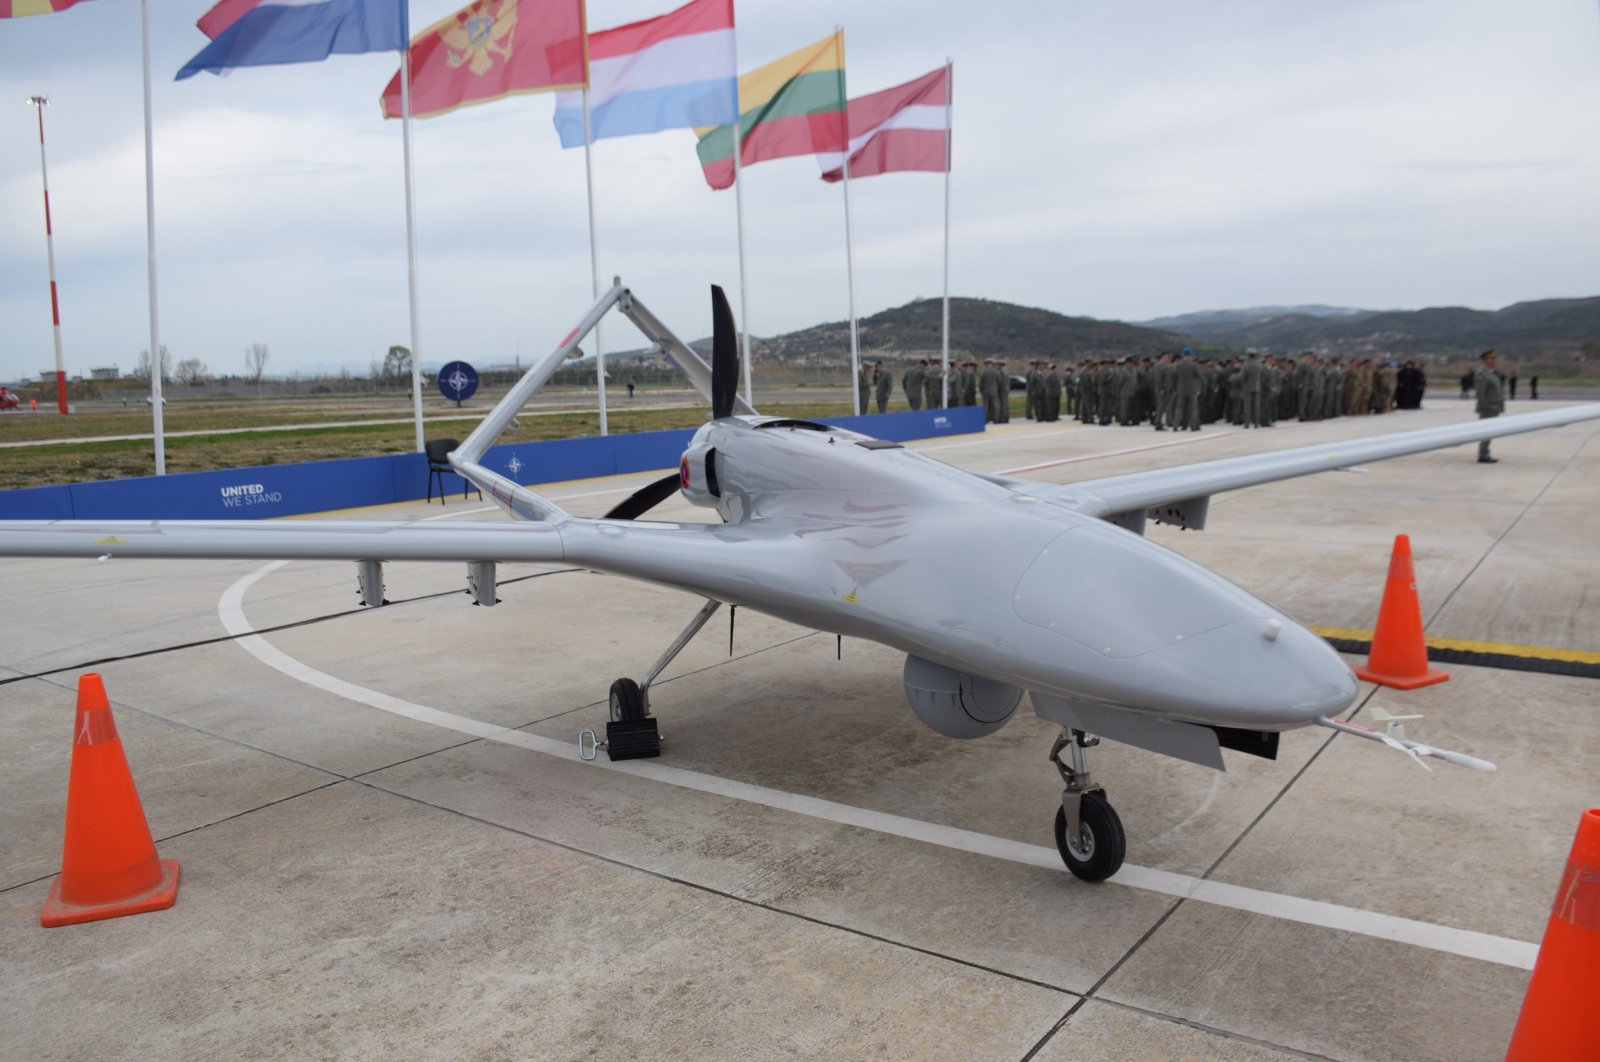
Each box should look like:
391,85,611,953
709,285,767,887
3,403,1597,1060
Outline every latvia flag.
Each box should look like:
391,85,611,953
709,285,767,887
818,64,950,183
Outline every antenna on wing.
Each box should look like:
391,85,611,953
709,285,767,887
711,285,740,420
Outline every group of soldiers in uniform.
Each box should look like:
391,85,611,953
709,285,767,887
1060,351,1431,431
857,350,1434,431
856,358,1020,424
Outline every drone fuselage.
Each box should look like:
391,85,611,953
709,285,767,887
569,416,1359,734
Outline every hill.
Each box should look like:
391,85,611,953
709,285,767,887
1187,296,1600,357
1138,305,1371,334
757,297,1221,364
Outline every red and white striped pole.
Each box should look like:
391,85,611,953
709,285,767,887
28,95,69,416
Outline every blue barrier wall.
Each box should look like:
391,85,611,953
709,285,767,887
0,405,986,521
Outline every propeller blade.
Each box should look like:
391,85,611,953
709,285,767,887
711,284,740,420
603,471,683,521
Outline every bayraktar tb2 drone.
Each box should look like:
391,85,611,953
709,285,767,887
3,281,1598,883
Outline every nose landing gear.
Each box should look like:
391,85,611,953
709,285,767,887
1050,729,1126,882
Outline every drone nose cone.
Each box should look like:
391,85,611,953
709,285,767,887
1151,616,1358,726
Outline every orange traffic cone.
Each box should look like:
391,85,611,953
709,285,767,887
40,674,180,928
1354,534,1449,690
1506,808,1600,1060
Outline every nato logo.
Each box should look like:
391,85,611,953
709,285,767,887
438,361,479,404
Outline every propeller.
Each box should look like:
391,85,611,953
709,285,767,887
605,284,738,522
603,471,683,521
711,284,740,420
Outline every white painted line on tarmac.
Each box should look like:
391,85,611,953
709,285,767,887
219,562,1538,972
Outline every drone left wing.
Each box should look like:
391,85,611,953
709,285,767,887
1033,403,1600,531
0,518,565,563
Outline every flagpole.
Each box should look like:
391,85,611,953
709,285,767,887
400,47,425,452
581,86,609,435
838,30,860,416
27,96,69,417
730,63,753,404
941,59,952,410
842,162,861,415
140,0,165,473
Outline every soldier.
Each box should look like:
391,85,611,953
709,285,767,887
857,362,872,415
979,359,1002,423
1474,349,1504,462
1277,356,1297,421
1023,361,1042,420
1372,362,1394,414
1174,349,1202,431
1225,359,1244,425
903,360,926,411
1150,352,1173,431
1262,356,1281,426
924,362,945,410
995,361,1011,422
1298,354,1323,422
873,360,891,413
1241,352,1263,428
1043,363,1062,421
963,361,978,407
1095,360,1114,425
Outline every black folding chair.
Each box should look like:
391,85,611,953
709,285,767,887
425,438,481,504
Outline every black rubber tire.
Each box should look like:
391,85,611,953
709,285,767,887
1054,791,1126,883
609,678,645,723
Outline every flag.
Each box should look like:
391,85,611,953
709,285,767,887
380,0,586,120
0,0,91,15
694,31,846,191
177,0,407,81
551,0,736,148
818,65,949,183
198,0,261,38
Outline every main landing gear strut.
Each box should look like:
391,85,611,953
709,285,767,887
580,598,723,762
1050,728,1126,883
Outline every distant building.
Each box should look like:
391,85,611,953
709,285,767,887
89,366,120,380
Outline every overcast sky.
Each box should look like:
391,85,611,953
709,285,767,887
2,0,1599,382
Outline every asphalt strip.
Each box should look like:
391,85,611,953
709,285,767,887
219,559,1539,973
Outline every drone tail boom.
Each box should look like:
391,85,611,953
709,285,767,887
450,279,755,524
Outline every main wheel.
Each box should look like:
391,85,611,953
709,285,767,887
609,678,645,723
1054,791,1126,883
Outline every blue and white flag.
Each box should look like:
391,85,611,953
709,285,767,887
177,0,407,81
552,0,737,148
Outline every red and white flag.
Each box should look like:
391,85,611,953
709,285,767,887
818,64,949,183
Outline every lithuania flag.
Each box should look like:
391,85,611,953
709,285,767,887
694,30,845,190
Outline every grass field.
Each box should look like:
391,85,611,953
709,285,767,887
0,391,873,489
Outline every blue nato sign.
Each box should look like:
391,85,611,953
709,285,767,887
437,361,479,404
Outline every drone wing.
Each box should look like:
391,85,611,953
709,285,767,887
1030,404,1600,529
0,517,567,564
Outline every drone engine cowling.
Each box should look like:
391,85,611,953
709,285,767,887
902,656,1024,739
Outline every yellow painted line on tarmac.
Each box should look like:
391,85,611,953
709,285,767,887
1312,627,1600,666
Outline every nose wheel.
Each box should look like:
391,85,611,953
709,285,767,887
580,599,725,763
1050,729,1126,883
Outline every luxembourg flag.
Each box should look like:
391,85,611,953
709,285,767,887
177,0,407,80
818,65,951,183
552,0,737,148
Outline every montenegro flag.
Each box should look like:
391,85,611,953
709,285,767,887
379,0,587,121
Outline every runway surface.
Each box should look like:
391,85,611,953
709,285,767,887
4,402,1596,1060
